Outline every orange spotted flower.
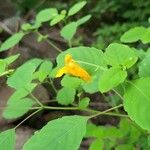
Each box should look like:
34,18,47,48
56,54,91,81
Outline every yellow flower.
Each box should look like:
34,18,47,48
56,54,91,81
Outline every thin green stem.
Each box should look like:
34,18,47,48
48,78,58,93
75,60,107,71
0,69,14,77
81,107,127,117
72,103,127,117
45,38,62,53
102,112,128,118
15,108,42,129
30,92,43,107
36,31,62,53
43,106,78,110
112,89,124,101
88,104,123,119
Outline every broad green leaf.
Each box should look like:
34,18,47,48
56,87,76,105
85,123,121,138
82,70,102,93
139,53,150,77
56,46,106,93
7,58,42,89
119,119,141,143
141,27,150,44
105,43,137,68
79,97,90,109
23,115,88,150
120,26,147,43
60,22,77,41
76,14,91,26
0,129,15,150
0,32,25,52
89,139,104,150
35,60,52,82
36,8,58,23
50,14,65,26
56,46,106,75
99,67,127,93
3,98,34,119
124,77,150,130
148,135,150,146
7,84,36,105
61,75,83,89
68,1,87,16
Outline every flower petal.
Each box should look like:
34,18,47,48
56,67,67,77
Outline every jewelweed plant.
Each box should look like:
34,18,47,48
0,1,150,150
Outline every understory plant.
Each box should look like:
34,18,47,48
0,1,150,150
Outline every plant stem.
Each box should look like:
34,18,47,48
102,112,128,118
48,78,58,93
36,31,62,53
30,92,43,107
112,89,124,101
0,69,14,77
88,104,123,119
45,38,62,53
15,108,42,129
43,106,78,110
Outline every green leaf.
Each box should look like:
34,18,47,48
115,144,134,150
4,54,20,65
82,70,102,93
0,129,15,150
0,61,6,75
76,14,91,26
21,23,33,31
89,139,104,150
56,87,76,105
3,98,34,119
79,97,90,109
68,1,87,16
105,43,138,68
120,26,147,43
141,27,150,44
7,58,42,89
139,53,150,77
119,119,141,143
148,135,150,146
99,67,127,93
60,22,77,41
35,60,53,82
61,75,83,89
0,32,25,52
23,115,88,150
8,84,36,105
56,46,106,75
50,14,65,26
124,77,150,130
56,46,106,93
85,123,121,138
36,8,58,23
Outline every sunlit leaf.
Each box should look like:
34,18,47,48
23,116,88,150
0,32,25,52
0,129,15,150
68,1,87,16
